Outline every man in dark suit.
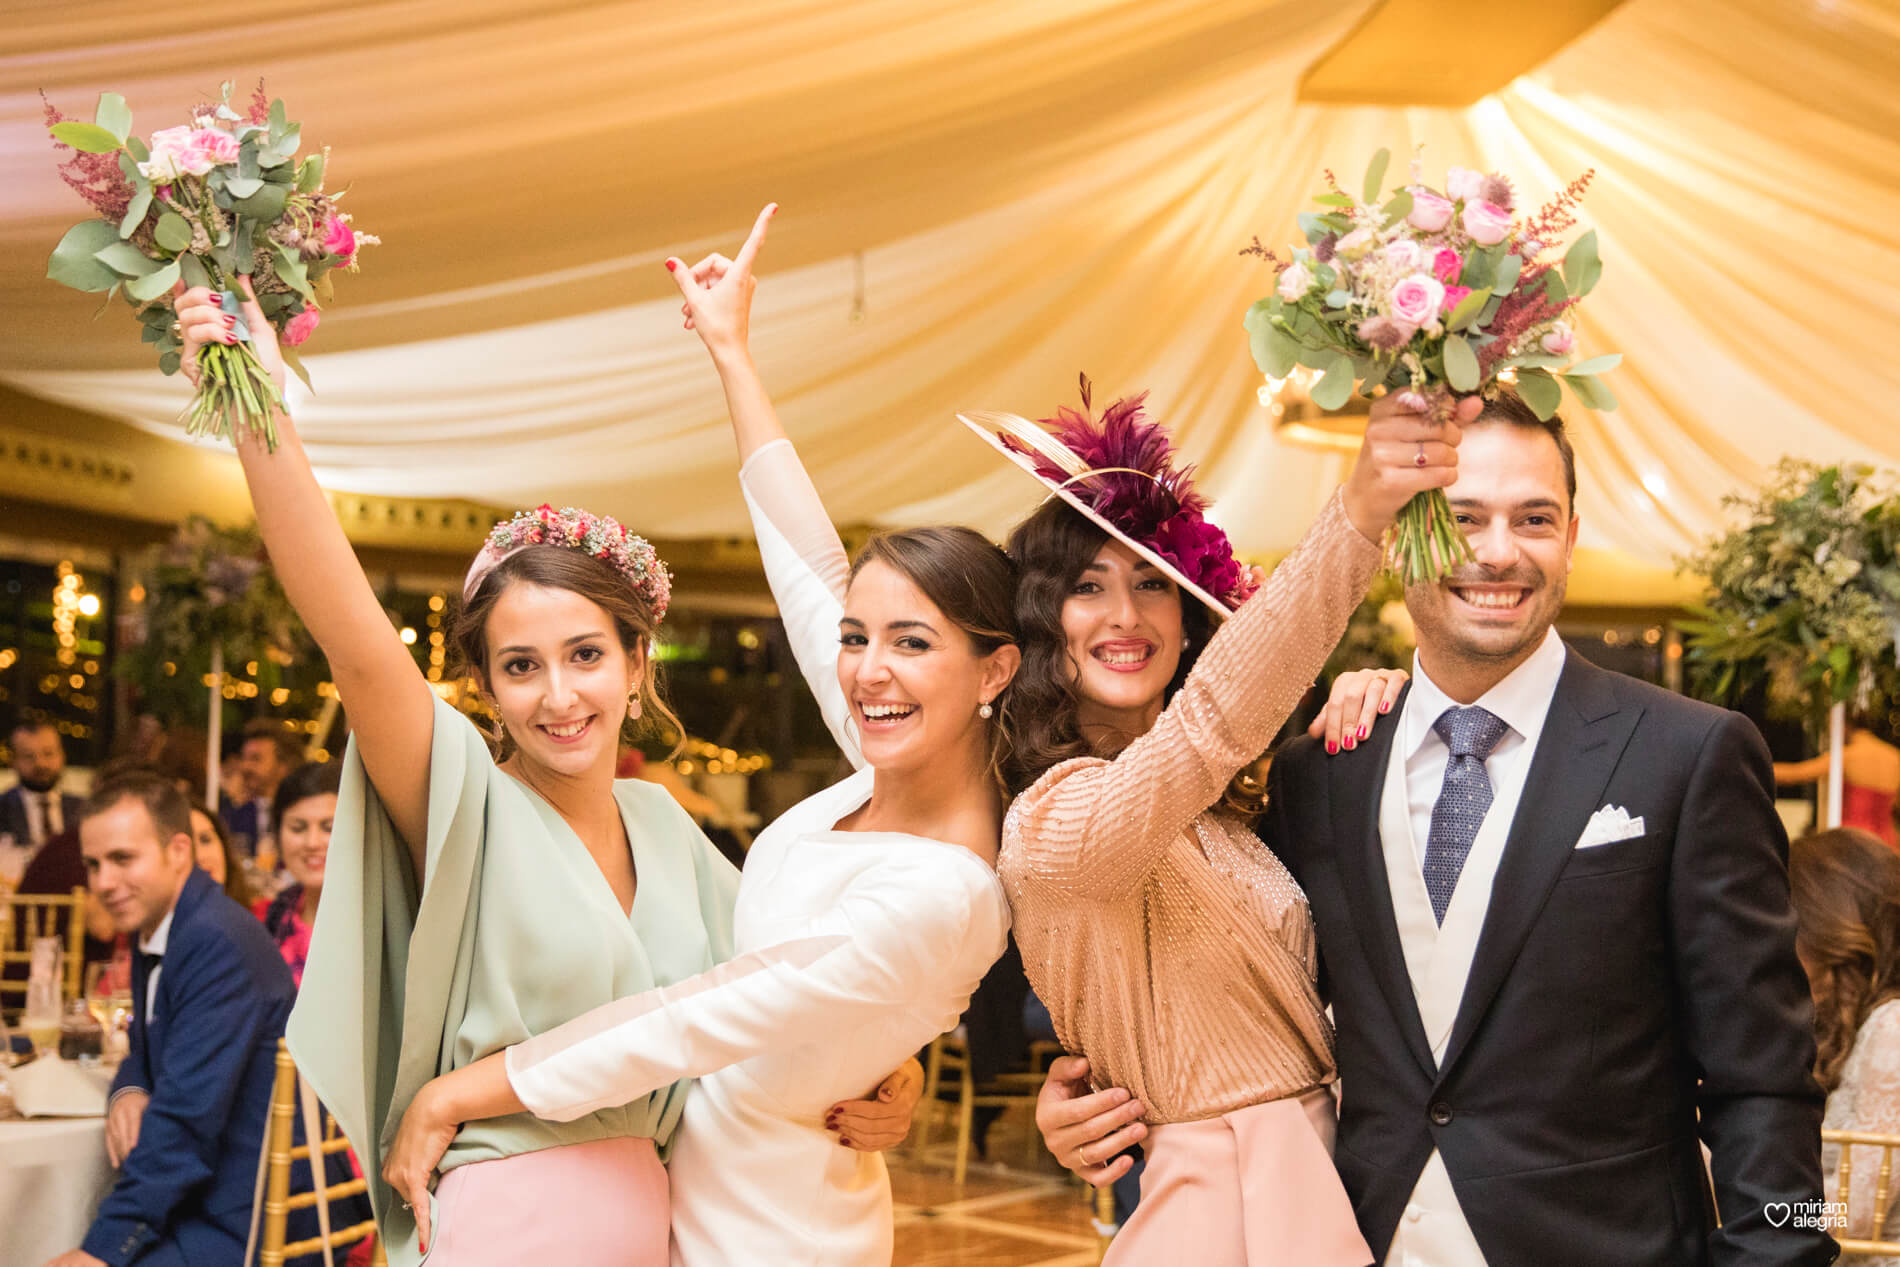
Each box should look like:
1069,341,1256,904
39,773,294,1267
219,722,301,860
1038,394,1835,1265
2,720,86,860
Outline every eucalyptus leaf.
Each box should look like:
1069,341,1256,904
232,184,289,220
94,93,132,142
50,122,123,154
1515,368,1562,419
259,125,300,167
48,220,125,292
1312,354,1356,410
125,259,181,302
1542,270,1570,303
94,240,162,277
1565,353,1623,377
270,241,315,303
140,322,164,345
1493,252,1522,295
296,153,326,193
1477,293,1504,326
1313,193,1354,208
263,162,296,184
1562,371,1618,412
1562,229,1598,296
1380,189,1413,228
1459,250,1496,290
1325,289,1351,308
1447,287,1491,332
159,349,182,376
1297,212,1330,244
119,188,154,239
154,212,193,253
280,346,316,393
178,253,212,291
239,142,260,182
1245,302,1288,376
223,175,264,199
216,104,243,122
268,99,288,139
1443,335,1480,392
124,134,149,163
1575,254,1603,296
1362,147,1390,204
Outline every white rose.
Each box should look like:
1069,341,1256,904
1336,227,1375,260
138,152,185,184
1277,261,1316,302
1445,167,1486,203
1382,240,1423,272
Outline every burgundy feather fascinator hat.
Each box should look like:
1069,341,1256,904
959,374,1260,617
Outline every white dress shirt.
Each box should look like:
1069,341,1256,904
1383,627,1566,1267
139,907,175,1024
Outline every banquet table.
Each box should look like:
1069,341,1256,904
0,1116,114,1267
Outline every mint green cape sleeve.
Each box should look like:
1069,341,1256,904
285,694,496,1255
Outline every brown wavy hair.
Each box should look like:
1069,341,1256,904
849,526,1021,789
1002,497,1215,794
452,546,685,761
1790,827,1900,1093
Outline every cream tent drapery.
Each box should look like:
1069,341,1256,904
2,0,1896,566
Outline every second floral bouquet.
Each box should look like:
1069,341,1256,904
44,80,375,450
1245,150,1617,584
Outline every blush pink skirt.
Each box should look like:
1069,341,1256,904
1107,1087,1372,1267
427,1136,670,1265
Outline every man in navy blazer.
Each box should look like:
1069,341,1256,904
2,720,85,855
40,772,294,1267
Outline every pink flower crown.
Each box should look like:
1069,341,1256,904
463,504,673,622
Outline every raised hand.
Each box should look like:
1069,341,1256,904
1340,389,1482,543
171,277,286,399
666,203,775,361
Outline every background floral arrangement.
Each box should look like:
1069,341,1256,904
1244,148,1617,584
118,517,307,725
1680,461,1900,725
44,80,374,447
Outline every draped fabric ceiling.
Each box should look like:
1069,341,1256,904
3,0,1897,580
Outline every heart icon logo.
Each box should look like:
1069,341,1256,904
1764,1203,1792,1228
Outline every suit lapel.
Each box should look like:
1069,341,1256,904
1328,683,1436,1079
1434,653,1641,1082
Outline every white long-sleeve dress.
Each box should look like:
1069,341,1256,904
504,438,1011,1266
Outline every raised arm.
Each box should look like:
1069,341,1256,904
174,281,434,877
1009,390,1480,900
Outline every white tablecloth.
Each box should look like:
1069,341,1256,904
0,1117,114,1267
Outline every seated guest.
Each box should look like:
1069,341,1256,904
2,719,85,874
252,762,338,987
15,756,155,980
39,772,294,1267
220,722,301,860
1794,826,1900,1255
187,799,254,910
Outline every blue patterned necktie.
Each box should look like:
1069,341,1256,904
1422,706,1510,924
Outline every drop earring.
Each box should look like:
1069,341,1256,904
978,701,994,720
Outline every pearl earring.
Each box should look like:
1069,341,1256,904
978,702,994,720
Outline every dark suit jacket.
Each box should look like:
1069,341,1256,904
218,798,266,860
85,868,296,1267
0,783,84,849
1266,650,1835,1266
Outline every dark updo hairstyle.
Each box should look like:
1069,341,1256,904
1790,827,1900,1093
451,546,685,760
848,526,1021,788
271,759,341,833
1002,498,1215,794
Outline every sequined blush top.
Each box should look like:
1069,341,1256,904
998,490,1381,1123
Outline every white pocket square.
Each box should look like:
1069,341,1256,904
1576,804,1646,849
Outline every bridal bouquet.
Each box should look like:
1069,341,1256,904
44,80,375,449
1244,150,1617,584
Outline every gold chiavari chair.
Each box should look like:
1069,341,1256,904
1093,1182,1118,1257
1824,1127,1900,1257
252,1039,386,1267
0,886,88,1009
914,1033,1062,1185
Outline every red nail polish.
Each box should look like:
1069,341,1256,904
1344,736,1356,750
665,259,678,272
1379,701,1392,714
1326,741,1338,755
1358,725,1369,741
839,1138,852,1148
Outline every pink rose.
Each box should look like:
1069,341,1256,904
282,306,321,347
1277,260,1314,302
1407,189,1454,232
1440,285,1472,316
183,127,238,174
1445,167,1486,203
1382,240,1423,272
1462,200,1512,246
1541,321,1575,356
321,216,357,262
1432,247,1462,284
138,126,196,184
1388,274,1446,329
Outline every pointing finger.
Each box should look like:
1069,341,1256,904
732,203,777,275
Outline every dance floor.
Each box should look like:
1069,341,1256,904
892,1116,1109,1266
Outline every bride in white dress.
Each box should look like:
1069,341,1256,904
385,205,1018,1266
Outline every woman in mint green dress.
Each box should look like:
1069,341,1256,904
169,281,915,1267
